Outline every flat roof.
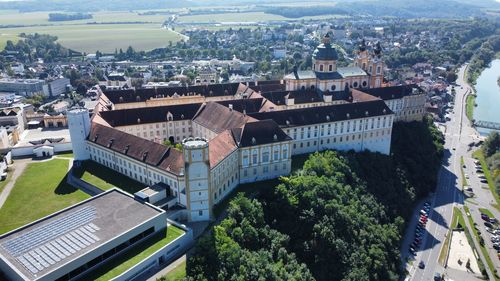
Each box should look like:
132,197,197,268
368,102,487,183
0,189,164,281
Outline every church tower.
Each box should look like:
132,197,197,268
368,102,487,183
354,39,384,88
369,42,384,88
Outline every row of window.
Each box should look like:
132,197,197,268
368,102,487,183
242,146,289,167
241,162,288,177
292,129,391,149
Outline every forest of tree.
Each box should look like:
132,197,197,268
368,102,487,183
186,117,444,281
2,33,71,63
481,132,500,195
48,13,92,21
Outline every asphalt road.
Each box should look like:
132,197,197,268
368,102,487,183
403,64,473,281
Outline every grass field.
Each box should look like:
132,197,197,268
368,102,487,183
164,260,186,281
178,11,346,23
74,160,147,194
0,23,184,53
87,226,184,281
0,159,90,234
466,94,476,121
0,10,169,26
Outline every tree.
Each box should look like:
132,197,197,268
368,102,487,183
483,132,500,158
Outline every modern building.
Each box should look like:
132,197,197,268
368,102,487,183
0,78,70,97
0,189,180,281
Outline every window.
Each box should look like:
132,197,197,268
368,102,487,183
253,168,257,175
263,166,269,173
262,152,270,163
353,82,358,88
273,150,279,161
329,65,333,71
377,66,381,74
199,210,203,216
252,152,258,164
283,147,288,158
362,81,367,87
242,155,249,166
319,65,324,71
331,85,336,91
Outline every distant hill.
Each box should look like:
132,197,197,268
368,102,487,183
335,0,488,18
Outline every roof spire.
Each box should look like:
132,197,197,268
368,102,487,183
322,32,331,45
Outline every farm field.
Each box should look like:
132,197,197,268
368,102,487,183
0,10,170,26
177,11,347,23
0,23,184,53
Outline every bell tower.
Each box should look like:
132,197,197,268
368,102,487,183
354,39,369,72
369,41,384,88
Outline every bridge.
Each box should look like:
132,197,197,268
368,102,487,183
474,120,500,130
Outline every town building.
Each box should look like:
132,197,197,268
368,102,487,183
0,78,70,97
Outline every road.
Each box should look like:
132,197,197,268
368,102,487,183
403,64,482,281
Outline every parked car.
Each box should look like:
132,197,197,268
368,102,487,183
485,222,494,228
466,187,473,192
434,272,442,280
490,218,497,224
420,210,427,216
482,214,490,221
476,169,483,174
419,261,425,269
481,179,488,183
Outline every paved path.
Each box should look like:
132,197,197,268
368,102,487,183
0,160,28,209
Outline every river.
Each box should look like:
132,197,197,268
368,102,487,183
473,59,500,135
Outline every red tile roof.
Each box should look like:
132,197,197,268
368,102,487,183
208,130,238,168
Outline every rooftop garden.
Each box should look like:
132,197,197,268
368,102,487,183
87,225,185,281
73,160,147,194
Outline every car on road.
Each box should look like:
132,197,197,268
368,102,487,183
418,261,425,269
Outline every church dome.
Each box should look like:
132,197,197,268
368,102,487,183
312,33,339,61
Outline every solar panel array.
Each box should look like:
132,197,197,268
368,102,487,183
0,206,102,276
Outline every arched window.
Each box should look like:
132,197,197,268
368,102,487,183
329,65,333,71
319,65,324,72
301,85,306,90
331,85,336,91
377,66,381,74
362,81,367,87
362,62,366,70
353,82,358,88
311,85,315,90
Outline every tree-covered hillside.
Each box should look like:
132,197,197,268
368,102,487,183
187,117,444,281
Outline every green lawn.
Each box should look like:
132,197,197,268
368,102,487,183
56,151,74,158
466,94,476,121
473,149,500,211
464,206,498,280
73,161,147,194
164,260,186,281
86,226,184,281
479,207,495,219
0,159,90,234
0,24,184,53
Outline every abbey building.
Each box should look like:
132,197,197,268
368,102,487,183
68,35,427,222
